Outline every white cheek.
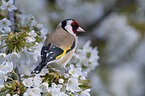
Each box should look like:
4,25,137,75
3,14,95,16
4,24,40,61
65,25,76,36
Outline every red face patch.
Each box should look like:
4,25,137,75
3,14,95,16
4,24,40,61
71,21,79,34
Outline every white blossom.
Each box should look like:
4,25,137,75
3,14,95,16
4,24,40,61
26,30,37,43
0,53,6,64
63,73,69,78
59,92,68,96
30,87,42,96
18,14,32,25
0,61,13,74
0,61,13,75
6,94,10,96
26,36,36,43
0,18,12,33
69,64,82,78
59,79,64,83
6,52,20,69
40,28,48,39
23,87,42,96
71,40,99,72
40,82,49,93
14,44,41,75
0,0,17,11
36,23,43,29
28,30,37,37
18,64,33,75
0,72,7,84
23,89,35,96
22,78,33,87
27,44,42,61
30,16,37,26
33,75,42,87
0,0,7,10
17,47,37,74
79,89,91,96
48,83,63,96
0,62,9,84
66,77,81,92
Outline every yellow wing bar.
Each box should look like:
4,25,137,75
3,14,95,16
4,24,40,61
56,46,71,59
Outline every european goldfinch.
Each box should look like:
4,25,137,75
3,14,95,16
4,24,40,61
32,19,85,74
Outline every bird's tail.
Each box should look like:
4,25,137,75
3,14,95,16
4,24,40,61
31,62,47,74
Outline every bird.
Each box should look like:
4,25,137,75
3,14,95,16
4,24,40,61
31,19,85,74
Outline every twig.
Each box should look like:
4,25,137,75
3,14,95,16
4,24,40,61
8,0,15,33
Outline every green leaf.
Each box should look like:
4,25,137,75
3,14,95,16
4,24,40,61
78,80,90,83
86,52,91,58
79,84,91,89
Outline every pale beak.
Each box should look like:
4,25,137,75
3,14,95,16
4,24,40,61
77,27,85,32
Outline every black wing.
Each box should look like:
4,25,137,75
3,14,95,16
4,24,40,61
31,43,63,74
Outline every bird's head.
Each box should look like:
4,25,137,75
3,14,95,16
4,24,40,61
59,19,85,36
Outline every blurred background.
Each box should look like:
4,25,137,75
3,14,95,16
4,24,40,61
15,0,145,96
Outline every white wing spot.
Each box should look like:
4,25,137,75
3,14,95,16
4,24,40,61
46,53,49,57
50,57,53,59
36,71,39,73
52,46,56,48
49,51,53,54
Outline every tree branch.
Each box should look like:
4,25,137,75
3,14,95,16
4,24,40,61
8,0,15,33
